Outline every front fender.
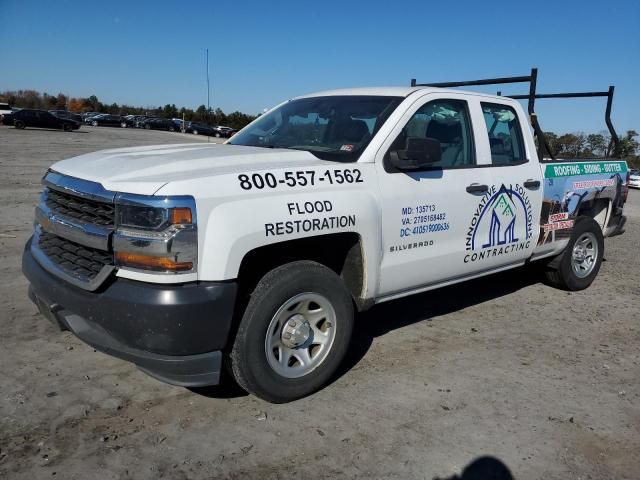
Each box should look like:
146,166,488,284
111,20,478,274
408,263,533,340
202,187,380,298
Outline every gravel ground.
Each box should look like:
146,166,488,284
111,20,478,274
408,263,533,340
0,125,638,480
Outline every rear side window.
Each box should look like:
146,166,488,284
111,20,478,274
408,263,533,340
481,103,526,165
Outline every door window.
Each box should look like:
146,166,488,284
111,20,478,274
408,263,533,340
388,99,475,169
481,103,526,165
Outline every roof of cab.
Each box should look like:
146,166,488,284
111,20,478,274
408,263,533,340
294,86,509,102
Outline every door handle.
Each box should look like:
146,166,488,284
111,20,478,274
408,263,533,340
524,179,541,189
466,183,489,194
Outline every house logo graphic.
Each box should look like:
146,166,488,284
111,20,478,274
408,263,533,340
465,184,533,263
482,192,517,248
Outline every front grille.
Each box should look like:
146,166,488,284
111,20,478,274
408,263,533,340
45,188,115,228
38,231,113,281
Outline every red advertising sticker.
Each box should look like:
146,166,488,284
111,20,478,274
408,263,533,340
549,212,569,222
543,220,575,232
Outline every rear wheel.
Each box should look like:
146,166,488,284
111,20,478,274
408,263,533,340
215,132,221,138
230,261,354,403
62,123,72,132
15,120,25,129
92,121,98,126
145,124,151,129
121,122,127,128
544,216,604,291
193,130,199,135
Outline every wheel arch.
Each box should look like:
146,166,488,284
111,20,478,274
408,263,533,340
576,198,611,231
236,232,368,310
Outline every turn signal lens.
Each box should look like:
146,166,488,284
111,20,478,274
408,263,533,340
170,207,192,224
115,252,193,271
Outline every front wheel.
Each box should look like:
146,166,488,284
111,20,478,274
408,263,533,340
215,132,221,138
15,120,26,129
91,121,98,126
121,122,127,128
192,130,199,135
544,216,604,291
230,261,354,403
62,123,72,132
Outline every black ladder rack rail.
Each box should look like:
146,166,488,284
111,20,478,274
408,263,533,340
501,87,620,159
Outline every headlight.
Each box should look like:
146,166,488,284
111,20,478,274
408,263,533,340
113,194,197,274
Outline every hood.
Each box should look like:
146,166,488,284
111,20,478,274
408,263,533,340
51,143,333,195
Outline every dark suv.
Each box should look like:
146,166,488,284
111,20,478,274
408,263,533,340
89,114,127,127
142,117,182,131
8,109,80,131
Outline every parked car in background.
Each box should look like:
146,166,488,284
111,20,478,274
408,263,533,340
49,110,83,123
142,117,182,131
132,115,150,128
1,112,15,125
122,115,138,127
0,103,12,120
82,112,103,121
629,169,640,189
8,109,80,131
186,122,217,136
89,114,127,127
213,125,236,138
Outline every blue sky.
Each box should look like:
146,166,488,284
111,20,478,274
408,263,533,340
1,0,638,134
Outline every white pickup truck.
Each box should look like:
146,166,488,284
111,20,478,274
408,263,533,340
23,72,630,402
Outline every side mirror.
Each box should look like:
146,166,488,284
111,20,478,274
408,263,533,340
389,137,441,170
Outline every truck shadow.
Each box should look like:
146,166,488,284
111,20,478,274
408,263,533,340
337,265,543,380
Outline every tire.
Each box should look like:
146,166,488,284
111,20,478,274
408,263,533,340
169,126,175,132
121,122,127,128
215,132,221,138
92,121,98,126
193,130,199,135
145,124,151,129
230,261,354,403
15,120,25,129
544,216,604,291
63,123,72,132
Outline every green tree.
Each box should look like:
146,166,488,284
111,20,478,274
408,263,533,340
619,130,639,158
162,104,178,118
586,133,607,157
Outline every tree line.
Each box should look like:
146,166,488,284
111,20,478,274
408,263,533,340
0,90,257,130
1,89,638,167
543,130,639,167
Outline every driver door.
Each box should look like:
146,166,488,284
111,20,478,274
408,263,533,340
375,93,492,296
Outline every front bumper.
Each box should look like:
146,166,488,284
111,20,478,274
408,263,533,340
23,239,237,387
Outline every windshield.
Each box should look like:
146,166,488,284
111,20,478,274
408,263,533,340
229,95,403,162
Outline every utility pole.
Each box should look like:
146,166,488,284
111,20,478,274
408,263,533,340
206,48,210,143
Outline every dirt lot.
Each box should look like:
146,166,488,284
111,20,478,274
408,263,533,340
0,125,638,480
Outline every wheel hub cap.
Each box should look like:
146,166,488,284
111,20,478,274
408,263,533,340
265,292,337,379
573,246,586,262
281,314,311,348
571,232,598,278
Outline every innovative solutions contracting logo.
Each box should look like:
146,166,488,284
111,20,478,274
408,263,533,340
464,184,533,263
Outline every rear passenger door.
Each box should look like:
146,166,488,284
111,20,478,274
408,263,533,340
463,100,543,269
